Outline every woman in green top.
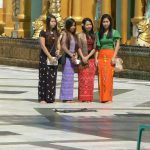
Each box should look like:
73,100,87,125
95,14,121,103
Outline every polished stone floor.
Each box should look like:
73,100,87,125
0,65,150,150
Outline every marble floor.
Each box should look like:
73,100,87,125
0,65,150,150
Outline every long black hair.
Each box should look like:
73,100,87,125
64,18,78,50
99,14,113,39
46,14,59,45
46,14,58,32
65,18,76,34
82,18,95,40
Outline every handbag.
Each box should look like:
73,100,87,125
58,53,66,65
47,57,58,66
46,42,58,66
114,58,123,72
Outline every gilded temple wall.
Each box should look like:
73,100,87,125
0,0,148,45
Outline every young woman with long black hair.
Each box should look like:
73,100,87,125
60,18,78,102
95,14,121,103
38,14,59,104
78,18,96,102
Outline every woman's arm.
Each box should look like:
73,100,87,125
78,35,96,63
113,39,120,58
56,34,63,56
77,34,84,59
111,39,120,64
78,48,84,58
95,50,99,66
61,32,74,57
94,33,99,66
78,48,90,64
87,49,95,59
40,37,53,60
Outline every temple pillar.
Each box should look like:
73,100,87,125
41,0,47,20
101,0,111,15
18,0,25,18
131,0,144,31
134,0,144,21
121,0,128,44
61,0,70,18
0,0,5,34
3,0,14,36
72,0,82,23
70,0,82,31
131,0,145,45
14,0,31,38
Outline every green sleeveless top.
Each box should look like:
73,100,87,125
96,29,121,50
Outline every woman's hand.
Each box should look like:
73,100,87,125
55,50,60,57
82,56,89,64
111,57,116,65
95,58,98,66
49,57,57,64
70,53,75,64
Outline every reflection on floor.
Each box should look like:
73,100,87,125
0,65,149,150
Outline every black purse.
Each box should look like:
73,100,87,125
58,53,66,65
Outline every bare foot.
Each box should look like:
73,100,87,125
67,100,75,103
107,101,112,103
101,101,112,103
62,100,75,103
80,100,92,103
86,101,92,103
40,100,47,104
63,100,76,103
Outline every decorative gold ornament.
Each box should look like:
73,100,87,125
32,0,64,39
48,0,64,29
32,16,44,39
0,33,7,37
137,19,150,47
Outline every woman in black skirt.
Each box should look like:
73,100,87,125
38,14,59,104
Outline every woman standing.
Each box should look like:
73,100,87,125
95,14,121,103
38,14,59,104
78,18,96,102
60,18,78,102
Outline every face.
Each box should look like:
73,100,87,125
50,18,57,29
84,21,92,32
70,22,76,33
102,18,110,30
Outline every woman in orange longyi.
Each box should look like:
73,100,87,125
95,14,121,103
